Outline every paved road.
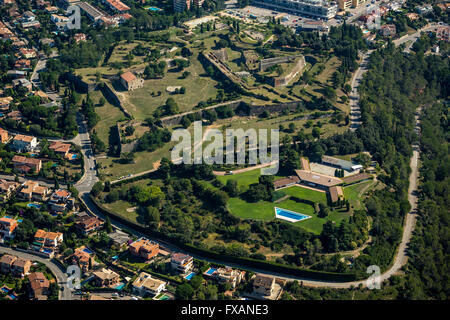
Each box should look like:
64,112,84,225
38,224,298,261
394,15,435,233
0,246,73,300
349,50,372,131
393,24,437,53
74,112,98,194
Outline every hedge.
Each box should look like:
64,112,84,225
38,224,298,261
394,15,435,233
84,195,359,283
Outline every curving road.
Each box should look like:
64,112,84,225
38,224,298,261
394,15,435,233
0,246,73,300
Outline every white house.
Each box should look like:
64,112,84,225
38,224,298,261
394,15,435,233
132,272,166,297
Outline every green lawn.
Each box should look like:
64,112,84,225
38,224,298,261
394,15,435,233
217,168,261,188
226,185,348,234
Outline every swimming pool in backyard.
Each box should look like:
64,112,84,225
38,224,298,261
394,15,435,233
83,248,93,254
27,203,41,209
274,207,311,223
114,283,125,290
204,268,217,276
184,272,196,280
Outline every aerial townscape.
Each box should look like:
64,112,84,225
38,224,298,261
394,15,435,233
0,0,448,311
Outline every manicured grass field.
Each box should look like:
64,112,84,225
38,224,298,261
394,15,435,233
282,186,327,204
226,185,350,235
217,168,261,188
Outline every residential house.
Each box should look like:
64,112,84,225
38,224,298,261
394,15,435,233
108,229,131,249
75,215,104,235
207,267,245,289
12,155,42,173
112,13,133,24
132,272,166,296
92,268,120,287
129,237,159,260
49,141,71,158
21,20,41,29
11,257,32,277
22,11,36,22
7,110,24,122
44,6,59,13
49,189,75,213
17,181,48,202
436,26,450,42
70,246,95,272
50,14,69,30
0,217,18,242
379,24,396,37
14,59,31,70
12,78,32,91
0,254,17,274
0,127,9,144
33,229,64,249
252,274,275,297
11,134,37,152
170,253,193,274
119,71,144,91
0,179,19,202
103,0,130,13
28,272,50,299
73,33,87,43
173,0,191,13
19,48,37,59
416,5,433,15
6,70,27,79
0,97,13,112
406,12,419,21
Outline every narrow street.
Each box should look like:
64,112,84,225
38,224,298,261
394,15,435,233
0,246,74,300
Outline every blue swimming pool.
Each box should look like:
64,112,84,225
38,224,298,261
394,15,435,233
184,272,196,280
71,154,77,159
115,283,125,290
83,248,93,254
147,7,162,11
205,268,217,276
27,203,41,209
3,216,13,219
275,207,310,222
8,294,17,300
1,287,10,293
